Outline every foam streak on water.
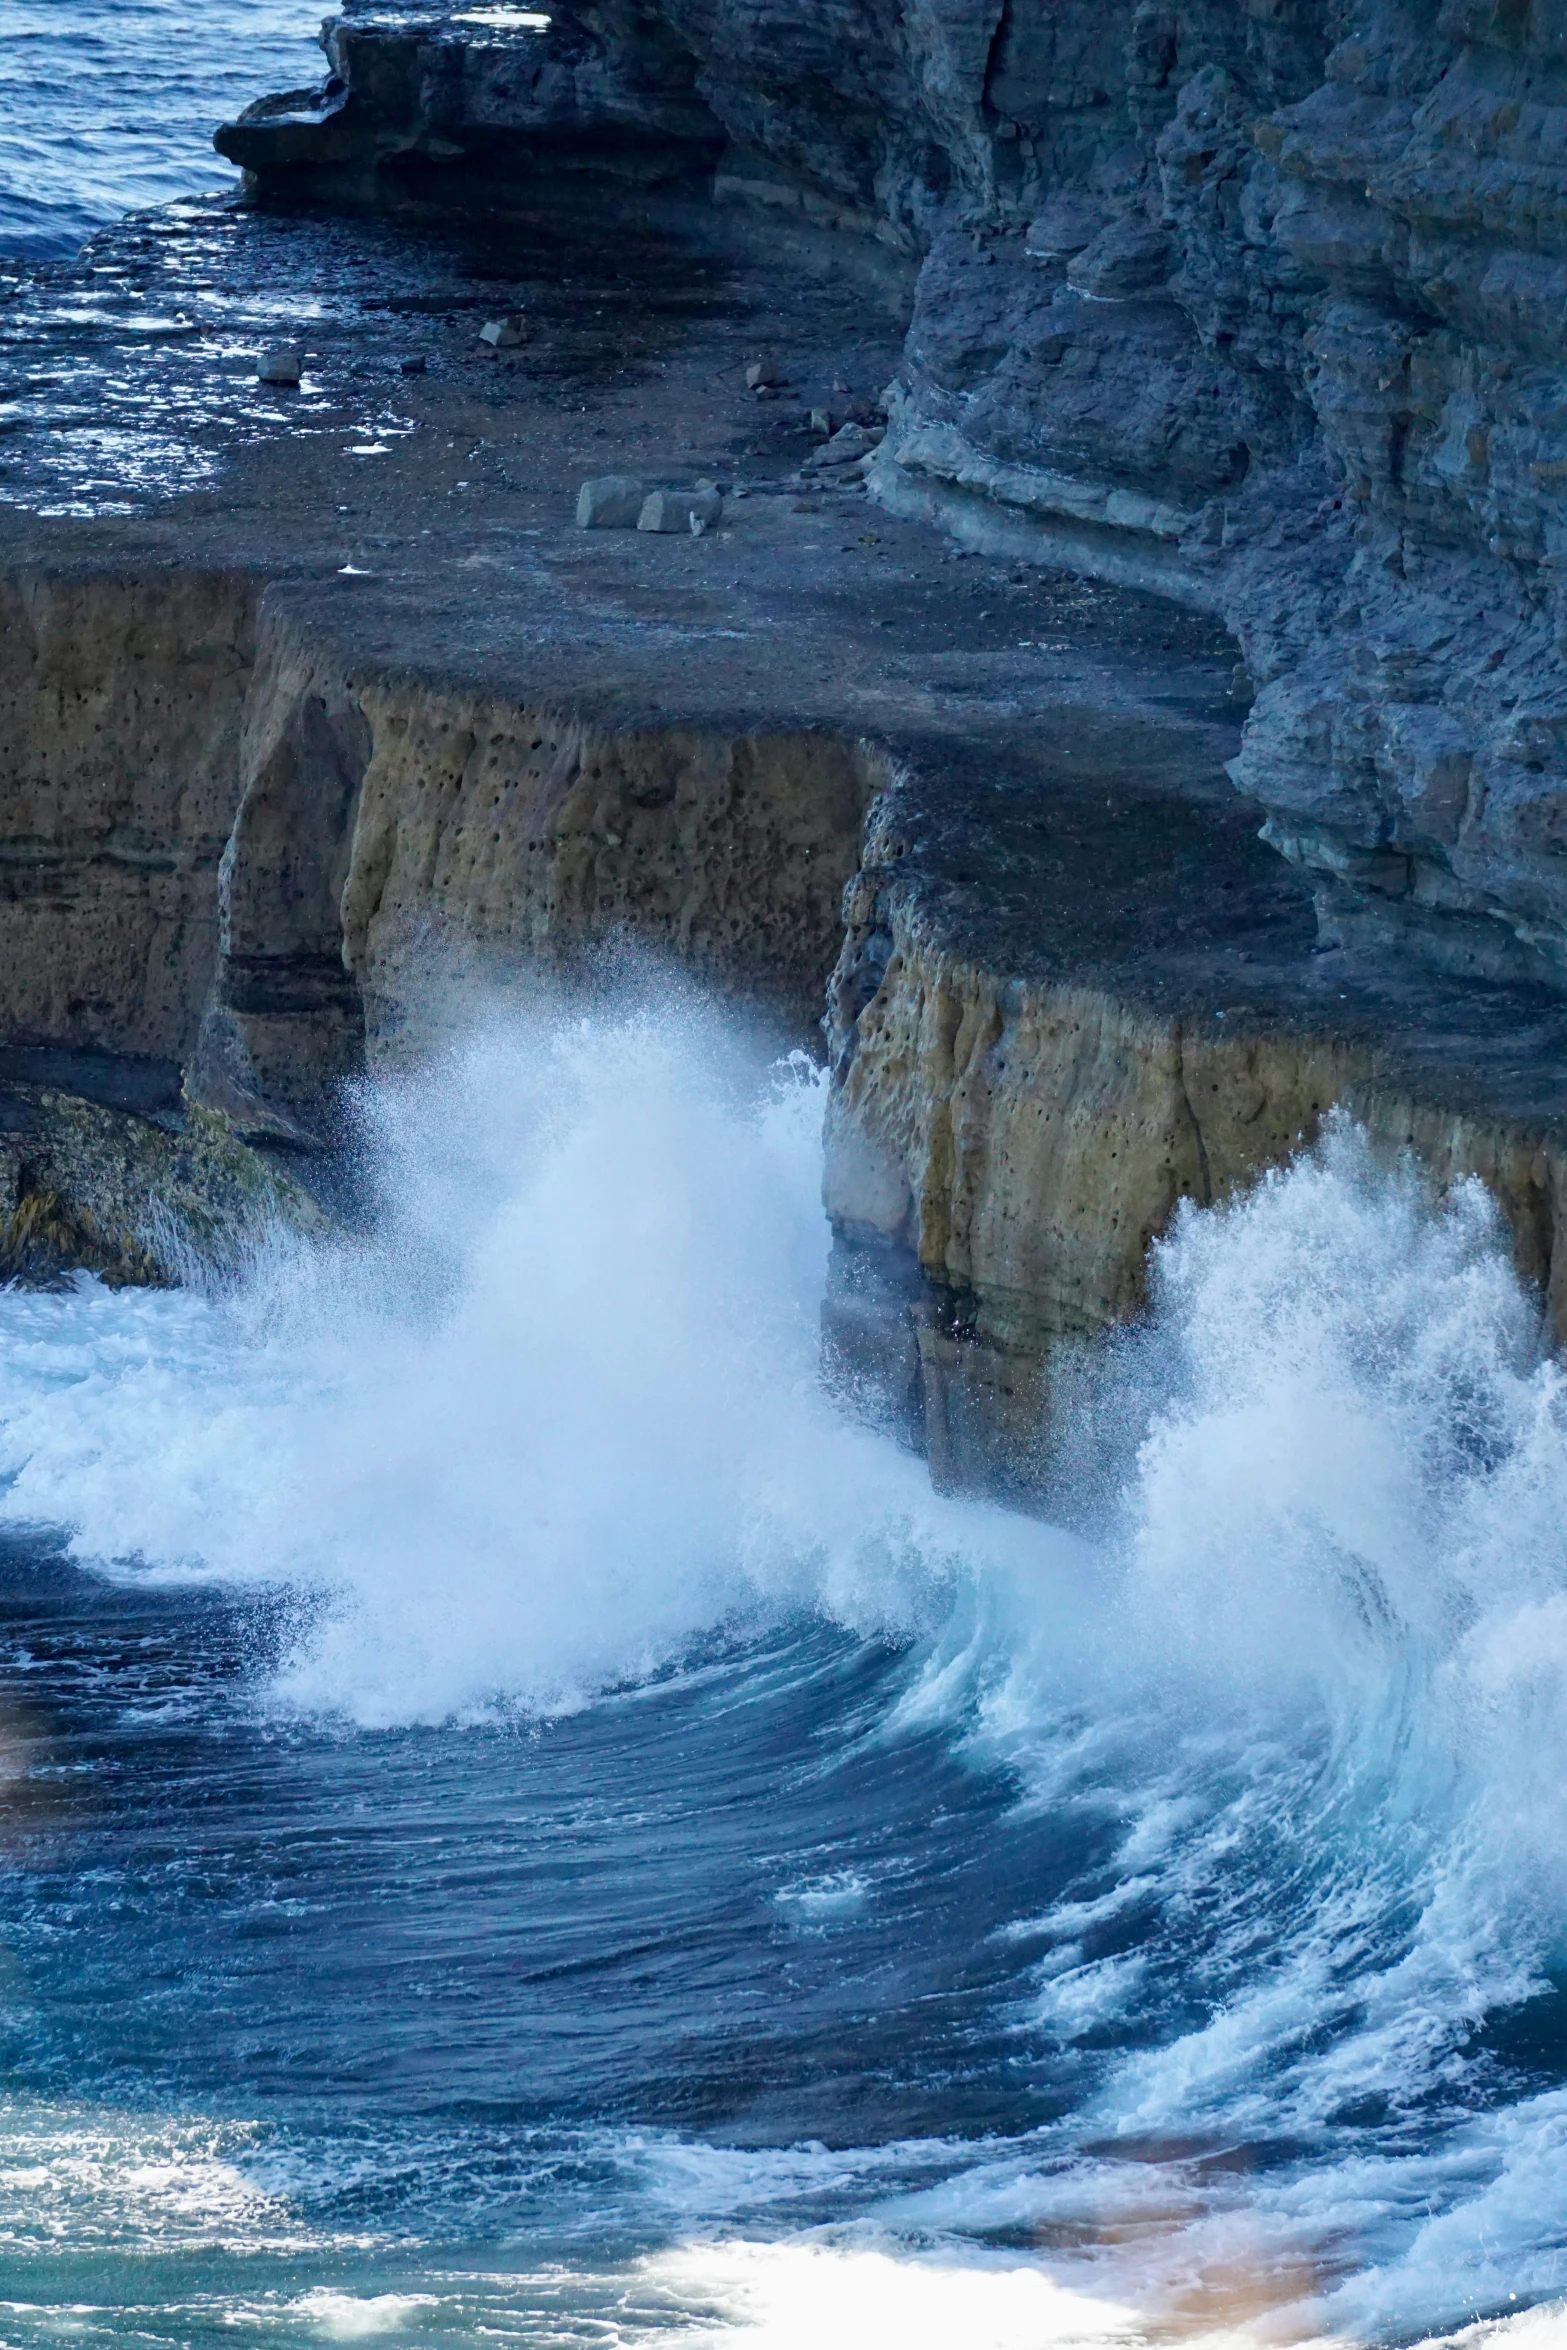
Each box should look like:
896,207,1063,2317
0,1000,1564,2347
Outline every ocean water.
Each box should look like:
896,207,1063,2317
0,997,1565,2347
0,0,324,259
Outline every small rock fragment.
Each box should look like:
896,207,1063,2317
400,355,427,376
257,344,302,387
479,313,527,349
745,356,784,389
807,421,884,471
808,406,835,438
576,475,648,528
638,487,723,533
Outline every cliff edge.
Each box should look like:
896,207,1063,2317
224,0,1567,999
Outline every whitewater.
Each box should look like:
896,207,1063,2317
0,999,1565,2346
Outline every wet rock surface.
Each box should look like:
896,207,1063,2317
0,1049,325,1289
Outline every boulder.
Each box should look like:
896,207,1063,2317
576,475,649,528
637,487,723,533
256,345,302,387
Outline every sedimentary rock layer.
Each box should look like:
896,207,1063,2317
222,0,1567,993
9,149,1567,1483
6,555,1567,1486
198,602,879,1134
0,570,258,1063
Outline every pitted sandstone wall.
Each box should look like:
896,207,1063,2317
195,601,880,1134
0,570,258,1064
0,573,881,1142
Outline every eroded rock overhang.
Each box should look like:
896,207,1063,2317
0,567,876,1148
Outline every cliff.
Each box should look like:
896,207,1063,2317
193,601,879,1137
223,0,1567,997
2,11,1566,1486
822,780,1567,1493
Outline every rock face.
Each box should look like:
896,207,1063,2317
4,572,878,1146
0,1066,326,1288
198,604,876,1136
0,571,257,1064
823,787,1567,1495
224,0,1567,992
7,547,1567,1484
214,3,725,207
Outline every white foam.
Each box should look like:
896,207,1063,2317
294,2290,439,2339
0,1005,1060,1725
0,2094,338,2255
637,2237,1144,2350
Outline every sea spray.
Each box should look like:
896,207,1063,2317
3,1007,1567,2338
0,1002,1057,1722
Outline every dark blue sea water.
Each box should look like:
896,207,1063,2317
0,1,322,259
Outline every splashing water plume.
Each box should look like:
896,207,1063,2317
2,1000,1567,2344
0,1004,1045,1723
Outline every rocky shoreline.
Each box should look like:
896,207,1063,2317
5,0,1567,1488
